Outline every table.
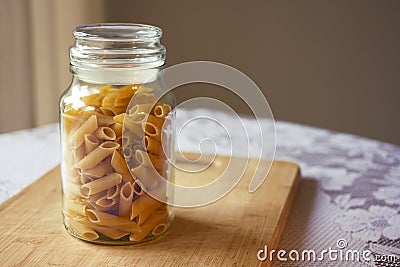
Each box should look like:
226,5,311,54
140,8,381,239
1,108,399,266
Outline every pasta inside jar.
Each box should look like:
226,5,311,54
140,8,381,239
61,83,174,244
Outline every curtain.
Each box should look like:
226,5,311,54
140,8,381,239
0,0,105,133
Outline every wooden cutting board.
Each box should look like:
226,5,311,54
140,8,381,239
0,154,300,267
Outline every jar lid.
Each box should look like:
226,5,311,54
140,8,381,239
70,23,166,84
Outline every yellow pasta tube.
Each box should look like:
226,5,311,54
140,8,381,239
69,115,98,149
63,181,81,198
110,123,122,137
80,93,105,108
86,209,141,233
98,84,113,93
130,164,159,189
151,103,171,119
64,199,87,217
94,227,130,240
113,113,126,124
80,173,122,197
114,97,131,108
128,104,153,117
137,199,163,225
143,136,163,156
65,217,99,241
75,141,120,169
129,212,167,242
119,182,134,218
131,93,156,105
87,200,118,213
132,180,144,196
89,112,114,126
72,144,86,164
81,160,111,178
135,149,167,172
115,136,122,147
63,113,83,135
144,114,165,141
125,113,146,137
130,188,165,220
146,114,164,129
84,134,99,154
93,126,116,141
152,222,168,236
102,93,118,107
106,183,122,199
80,174,94,184
114,84,137,98
100,107,126,116
111,150,134,183
95,196,118,208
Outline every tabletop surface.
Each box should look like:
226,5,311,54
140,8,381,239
0,108,399,266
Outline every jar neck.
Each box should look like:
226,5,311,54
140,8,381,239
70,23,165,84
70,66,163,85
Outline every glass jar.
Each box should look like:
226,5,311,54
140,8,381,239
59,23,175,245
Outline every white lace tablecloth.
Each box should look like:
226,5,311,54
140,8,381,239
0,109,399,266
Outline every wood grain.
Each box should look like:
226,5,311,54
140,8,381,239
0,155,300,266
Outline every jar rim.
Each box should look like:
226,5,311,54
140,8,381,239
73,23,163,42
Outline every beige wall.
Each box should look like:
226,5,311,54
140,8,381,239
105,0,400,145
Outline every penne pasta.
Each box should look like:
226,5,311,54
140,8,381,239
130,164,159,189
151,103,171,119
113,113,125,124
128,104,152,117
100,107,126,116
80,174,94,184
95,196,118,208
125,113,146,137
62,83,172,244
64,199,87,217
65,217,99,241
143,114,165,141
72,144,86,164
129,212,167,242
110,123,123,137
81,160,111,178
152,222,168,236
98,84,113,93
84,134,99,154
135,149,167,172
93,126,116,141
86,191,104,203
132,180,144,196
69,115,98,149
63,113,84,135
106,183,122,200
86,209,141,233
137,200,163,225
111,150,134,183
93,227,130,240
80,93,105,108
143,136,163,156
119,182,134,218
75,141,119,169
102,93,118,107
130,188,165,220
80,173,122,197
63,180,82,198
114,97,131,108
